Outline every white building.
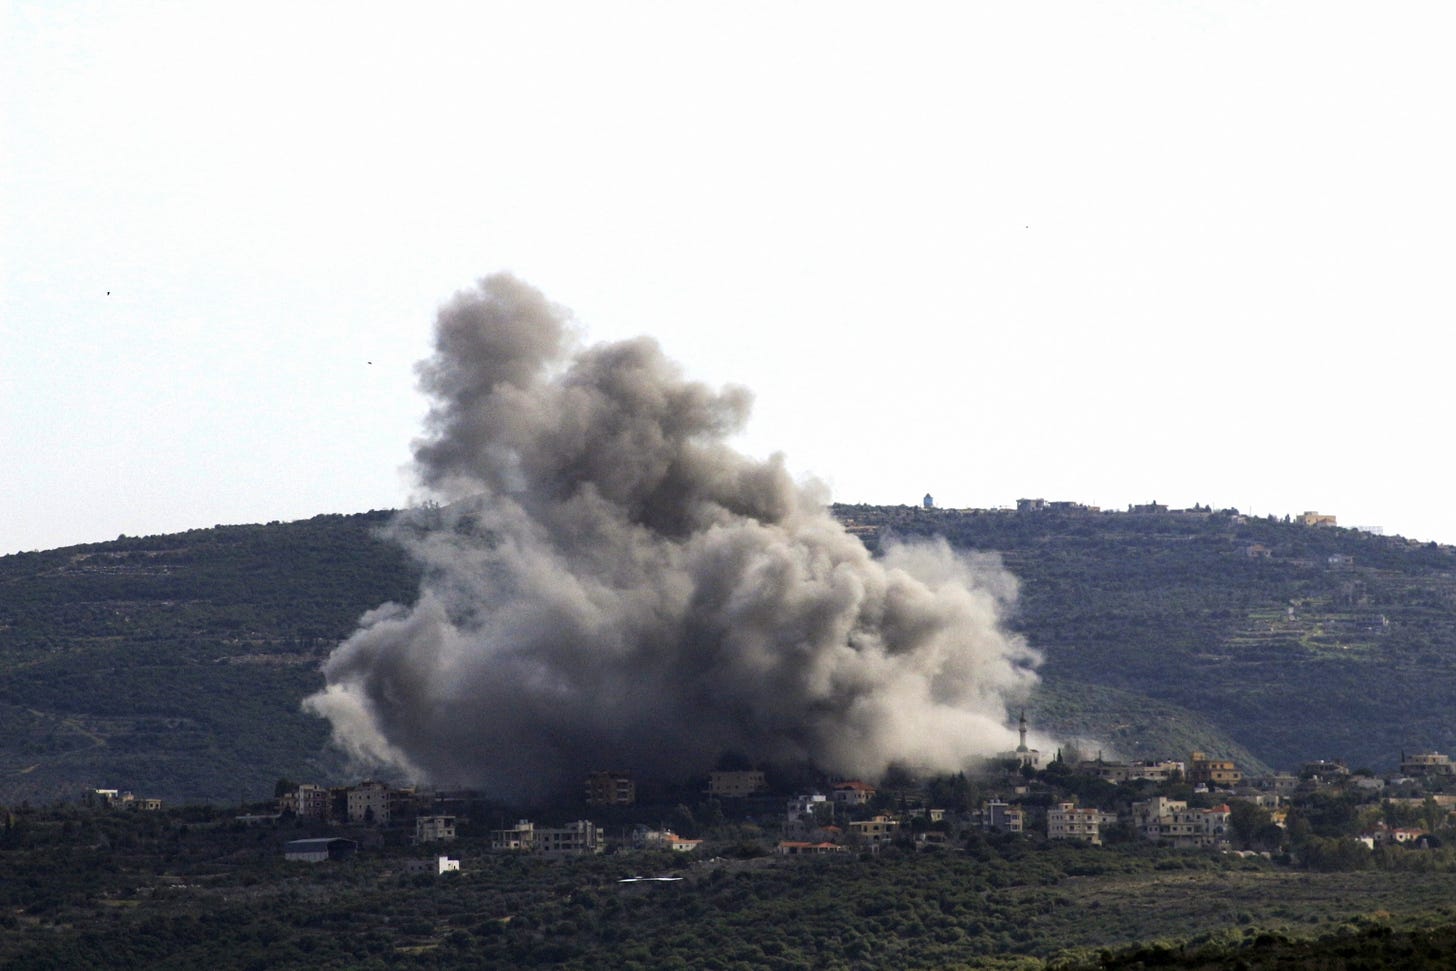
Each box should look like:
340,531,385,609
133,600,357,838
639,829,703,852
1131,797,1231,848
405,856,460,875
786,793,828,824
284,838,358,863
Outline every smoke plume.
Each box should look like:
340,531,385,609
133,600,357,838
304,274,1039,799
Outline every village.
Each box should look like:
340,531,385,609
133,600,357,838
87,713,1456,874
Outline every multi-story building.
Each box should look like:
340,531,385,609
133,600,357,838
488,819,602,855
787,793,829,823
980,799,1025,833
1131,798,1231,848
534,820,604,856
708,770,767,798
415,815,457,843
831,781,876,806
1047,802,1118,845
584,771,636,806
1188,752,1241,789
347,781,392,825
490,820,535,852
1400,752,1454,777
280,784,330,820
1077,759,1185,784
848,814,900,846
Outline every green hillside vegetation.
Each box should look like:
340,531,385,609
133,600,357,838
837,503,1456,773
2,501,1455,805
0,512,418,804
6,799,1456,970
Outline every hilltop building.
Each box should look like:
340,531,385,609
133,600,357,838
1002,710,1043,770
1076,758,1184,784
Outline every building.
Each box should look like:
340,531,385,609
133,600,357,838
415,815,457,843
584,771,636,807
831,781,877,806
489,819,603,855
1301,760,1350,782
1188,752,1241,789
285,838,358,863
1077,759,1184,784
849,814,900,846
86,789,164,812
923,493,934,509
1301,511,1338,527
1001,710,1042,770
405,856,460,875
1131,798,1231,849
347,781,392,825
776,841,847,856
280,784,329,820
980,800,1024,833
707,770,767,798
639,829,703,852
1047,802,1118,845
1400,752,1454,777
534,820,604,856
490,820,535,852
787,793,829,824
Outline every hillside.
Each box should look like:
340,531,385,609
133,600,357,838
2,503,1454,804
838,503,1456,773
0,512,418,804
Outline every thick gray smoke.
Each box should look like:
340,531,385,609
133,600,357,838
304,274,1040,800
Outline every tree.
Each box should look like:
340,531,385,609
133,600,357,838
1227,799,1272,849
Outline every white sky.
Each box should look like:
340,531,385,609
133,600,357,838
4,1,1454,555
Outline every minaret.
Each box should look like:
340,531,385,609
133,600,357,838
1017,709,1028,753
